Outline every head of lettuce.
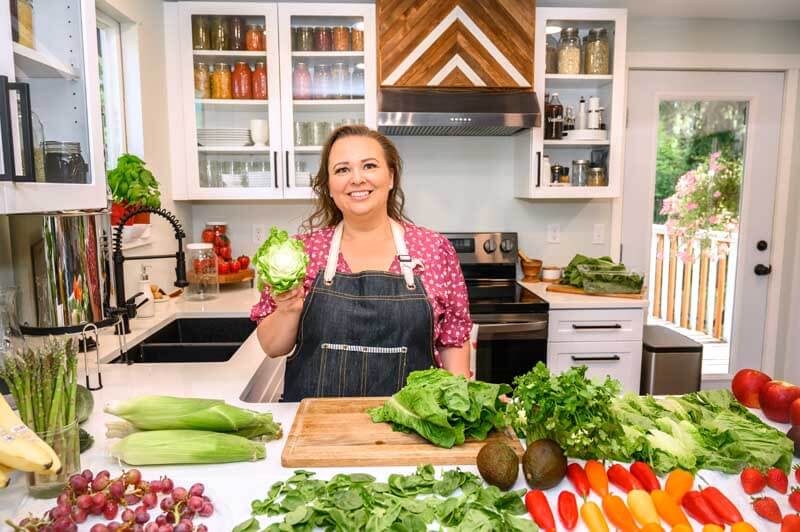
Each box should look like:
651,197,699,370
253,227,309,294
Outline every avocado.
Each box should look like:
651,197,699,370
522,438,567,489
476,442,519,490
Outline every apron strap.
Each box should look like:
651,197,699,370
323,219,418,289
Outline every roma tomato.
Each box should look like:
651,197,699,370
230,260,241,274
237,255,250,269
218,261,230,275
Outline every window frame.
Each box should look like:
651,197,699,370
96,9,128,169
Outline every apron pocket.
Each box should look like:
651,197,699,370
319,343,408,397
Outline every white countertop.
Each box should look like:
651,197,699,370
520,281,649,310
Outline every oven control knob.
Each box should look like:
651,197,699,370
500,239,514,253
483,239,497,253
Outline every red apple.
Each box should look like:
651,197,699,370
759,380,800,423
790,397,800,427
731,369,772,408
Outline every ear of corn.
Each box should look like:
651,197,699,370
103,396,282,440
111,429,266,465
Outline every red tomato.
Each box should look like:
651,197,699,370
214,236,226,247
230,260,241,274
218,261,230,275
201,229,215,243
221,246,232,260
193,259,203,273
237,255,250,269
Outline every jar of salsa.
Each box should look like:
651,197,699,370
314,27,332,51
192,16,210,50
232,62,252,99
211,63,232,99
252,62,268,99
246,24,260,51
293,62,312,100
210,16,228,50
229,16,245,50
351,26,364,51
332,26,351,51
296,27,313,52
194,62,211,99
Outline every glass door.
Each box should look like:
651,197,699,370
178,3,283,200
0,0,106,213
278,3,376,200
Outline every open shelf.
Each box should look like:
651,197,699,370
544,139,610,147
545,74,613,89
197,146,270,153
294,146,323,152
195,99,268,107
291,51,364,58
293,99,365,112
524,186,618,199
192,50,266,58
13,43,78,80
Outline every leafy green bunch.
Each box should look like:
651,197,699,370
107,154,161,209
253,227,309,293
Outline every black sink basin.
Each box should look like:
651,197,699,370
112,318,256,364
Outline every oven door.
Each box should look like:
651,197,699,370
472,313,548,385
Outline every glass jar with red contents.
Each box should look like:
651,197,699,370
246,24,260,51
256,25,266,50
252,62,268,99
314,27,332,51
232,62,252,99
293,62,312,100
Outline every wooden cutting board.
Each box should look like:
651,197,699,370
546,283,646,300
281,397,525,467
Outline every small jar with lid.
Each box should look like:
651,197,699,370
584,28,610,75
571,159,590,186
557,28,581,74
545,34,559,74
186,243,219,301
245,24,260,51
587,167,607,186
194,62,211,99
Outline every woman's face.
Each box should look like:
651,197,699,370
328,136,393,221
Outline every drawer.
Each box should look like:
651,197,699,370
547,341,643,393
548,308,644,343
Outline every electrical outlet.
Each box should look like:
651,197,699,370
252,224,267,244
547,224,561,244
593,224,605,244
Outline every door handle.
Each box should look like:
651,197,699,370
754,264,772,276
571,323,622,330
285,150,290,188
272,151,278,188
535,150,541,187
0,76,34,182
571,355,621,362
477,321,548,334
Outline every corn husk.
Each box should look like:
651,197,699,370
111,429,266,465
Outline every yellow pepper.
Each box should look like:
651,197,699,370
628,489,660,526
581,501,610,532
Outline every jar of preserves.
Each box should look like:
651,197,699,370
211,63,232,99
314,27,332,51
332,26,351,51
232,62,252,99
296,27,313,51
314,64,332,99
256,25,266,51
186,243,219,301
293,62,312,100
584,28,610,75
210,16,228,50
331,63,349,99
571,159,590,186
545,34,558,74
557,27,581,74
252,62,268,99
229,16,245,51
351,26,364,51
194,62,211,99
192,16,210,50
245,24,260,51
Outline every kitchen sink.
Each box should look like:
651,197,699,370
111,318,256,364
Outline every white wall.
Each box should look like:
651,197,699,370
190,137,613,265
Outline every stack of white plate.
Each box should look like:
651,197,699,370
247,171,271,188
197,128,252,147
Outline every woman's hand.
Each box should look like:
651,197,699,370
274,286,305,315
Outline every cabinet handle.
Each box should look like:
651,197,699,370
535,150,541,187
272,151,278,188
571,355,621,362
0,76,14,181
285,151,290,188
0,76,35,183
571,323,622,330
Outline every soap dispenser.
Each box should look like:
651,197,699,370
137,265,155,318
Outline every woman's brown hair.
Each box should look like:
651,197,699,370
302,125,408,231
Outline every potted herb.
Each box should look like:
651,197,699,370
107,154,161,225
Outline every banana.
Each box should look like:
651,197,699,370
0,395,57,473
0,464,12,488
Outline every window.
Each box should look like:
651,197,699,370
96,10,127,170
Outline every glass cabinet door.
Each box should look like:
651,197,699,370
179,3,283,199
278,4,376,199
0,0,106,213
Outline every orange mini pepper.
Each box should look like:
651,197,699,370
651,489,690,527
586,460,609,497
664,469,694,504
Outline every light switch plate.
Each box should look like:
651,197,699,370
253,224,267,244
593,224,605,244
547,224,561,244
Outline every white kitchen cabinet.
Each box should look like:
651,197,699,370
166,2,376,201
547,307,644,393
0,0,106,214
514,8,627,200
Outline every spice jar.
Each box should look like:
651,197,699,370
585,28,610,75
313,64,332,99
331,63,349,99
544,93,563,140
332,26,351,51
314,27,332,51
571,159,590,186
192,16,210,50
252,62,268,99
351,26,364,51
245,24,260,51
211,63,232,99
229,16,245,51
557,27,581,74
293,62,312,100
232,62,252,99
587,167,606,186
545,34,558,74
210,16,228,51
296,27,313,51
186,243,219,301
194,62,211,99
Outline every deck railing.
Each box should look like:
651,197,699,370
649,224,738,341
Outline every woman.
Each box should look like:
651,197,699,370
251,125,472,401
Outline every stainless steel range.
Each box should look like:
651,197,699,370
443,232,548,384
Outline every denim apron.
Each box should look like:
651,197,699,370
282,220,436,401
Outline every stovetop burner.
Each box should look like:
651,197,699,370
466,280,548,314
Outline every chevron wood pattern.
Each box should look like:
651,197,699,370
378,0,535,89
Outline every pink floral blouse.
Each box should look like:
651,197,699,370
250,221,473,366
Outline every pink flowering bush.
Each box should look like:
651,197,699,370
660,152,741,261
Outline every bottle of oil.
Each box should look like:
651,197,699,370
545,93,564,140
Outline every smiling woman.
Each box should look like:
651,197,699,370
252,125,473,401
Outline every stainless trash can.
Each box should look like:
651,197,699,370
640,325,703,395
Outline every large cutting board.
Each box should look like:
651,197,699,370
546,283,646,300
281,397,524,467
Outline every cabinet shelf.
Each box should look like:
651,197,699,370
523,186,619,199
544,139,610,147
198,146,271,153
545,74,613,89
192,50,266,58
294,146,323,152
291,51,364,57
195,99,268,106
293,99,365,112
12,43,78,80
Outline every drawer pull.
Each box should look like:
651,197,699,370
570,355,621,362
571,324,622,330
